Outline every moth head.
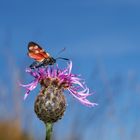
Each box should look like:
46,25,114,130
43,57,56,65
50,57,56,65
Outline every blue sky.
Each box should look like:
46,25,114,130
0,0,140,140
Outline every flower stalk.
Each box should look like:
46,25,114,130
46,123,53,140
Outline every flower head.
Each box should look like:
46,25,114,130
20,61,97,107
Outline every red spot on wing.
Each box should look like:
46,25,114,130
28,52,45,62
39,52,49,58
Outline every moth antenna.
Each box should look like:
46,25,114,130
55,57,69,61
56,47,66,57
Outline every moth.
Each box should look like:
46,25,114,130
28,41,68,69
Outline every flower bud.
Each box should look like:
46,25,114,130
34,81,66,124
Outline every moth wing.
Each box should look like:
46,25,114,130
28,42,50,62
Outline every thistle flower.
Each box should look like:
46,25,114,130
20,61,97,107
20,61,97,140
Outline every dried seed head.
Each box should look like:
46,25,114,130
34,82,66,124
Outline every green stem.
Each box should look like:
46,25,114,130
45,123,53,140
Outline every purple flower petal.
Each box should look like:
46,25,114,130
68,89,97,107
20,78,39,99
68,61,72,75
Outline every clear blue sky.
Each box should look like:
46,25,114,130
0,0,140,140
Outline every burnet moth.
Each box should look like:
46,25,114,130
28,42,69,69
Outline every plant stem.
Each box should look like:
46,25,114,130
45,123,53,140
